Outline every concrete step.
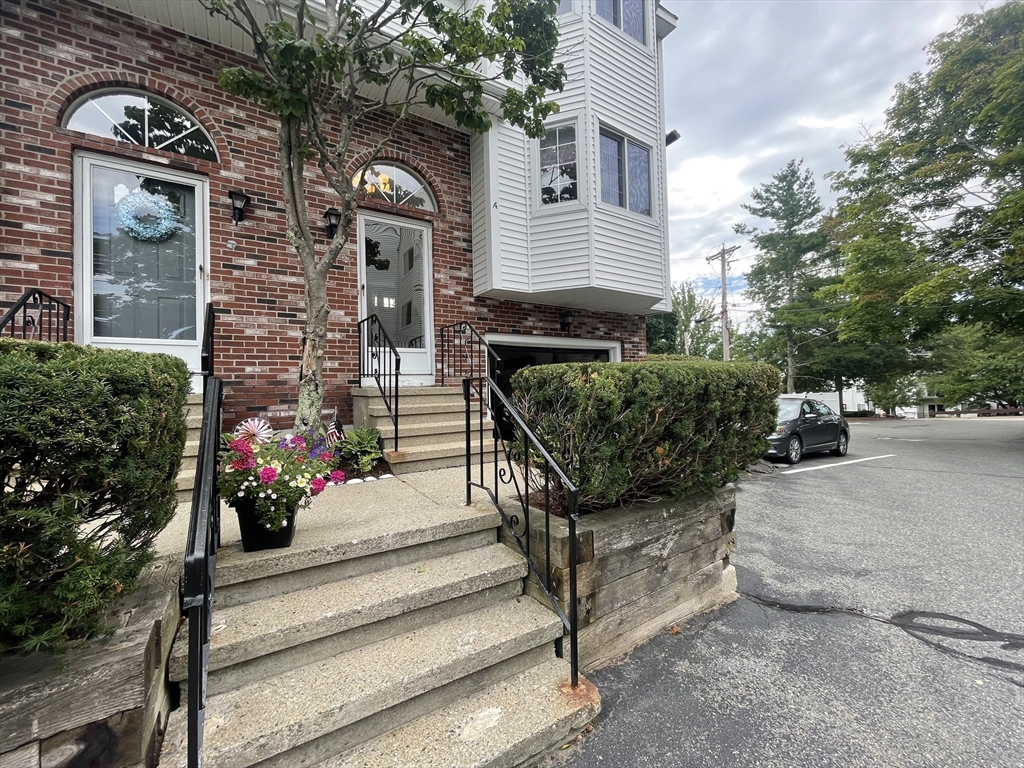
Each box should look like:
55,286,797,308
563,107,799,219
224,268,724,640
321,658,600,768
211,490,501,609
352,386,466,405
159,598,563,768
367,401,466,424
375,419,494,448
175,470,195,504
386,440,499,474
167,544,528,694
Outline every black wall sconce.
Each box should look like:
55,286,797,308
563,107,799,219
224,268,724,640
323,207,342,239
228,190,250,224
560,309,577,333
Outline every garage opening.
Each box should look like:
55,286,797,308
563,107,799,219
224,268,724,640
488,341,616,438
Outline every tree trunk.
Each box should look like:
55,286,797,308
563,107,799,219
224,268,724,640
836,374,845,413
785,329,796,393
295,268,330,432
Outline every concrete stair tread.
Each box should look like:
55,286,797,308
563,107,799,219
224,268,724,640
320,658,600,768
376,420,493,439
168,544,527,680
352,386,465,397
213,484,500,589
386,441,497,463
161,599,563,768
175,470,195,490
368,401,465,417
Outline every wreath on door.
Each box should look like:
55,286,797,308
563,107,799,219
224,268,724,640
115,190,181,243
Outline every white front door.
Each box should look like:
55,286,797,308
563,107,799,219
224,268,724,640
358,213,433,379
74,152,207,373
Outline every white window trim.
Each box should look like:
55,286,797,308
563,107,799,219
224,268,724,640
532,115,586,217
597,125,652,218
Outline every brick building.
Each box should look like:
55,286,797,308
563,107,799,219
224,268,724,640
1,0,677,428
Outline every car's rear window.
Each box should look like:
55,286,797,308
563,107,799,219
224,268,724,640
777,400,801,420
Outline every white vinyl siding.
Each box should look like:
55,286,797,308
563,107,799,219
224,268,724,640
469,0,668,311
470,133,492,292
495,123,530,291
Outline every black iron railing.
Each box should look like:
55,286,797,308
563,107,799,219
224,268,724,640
0,288,70,341
200,302,215,376
439,320,501,385
182,304,222,767
463,375,581,687
358,314,400,451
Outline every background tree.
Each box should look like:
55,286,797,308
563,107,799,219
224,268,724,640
735,159,827,391
925,325,1024,407
829,0,1024,341
864,375,923,416
204,0,565,429
644,309,677,355
644,281,719,356
674,282,719,357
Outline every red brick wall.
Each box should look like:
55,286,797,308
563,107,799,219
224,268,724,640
0,0,647,427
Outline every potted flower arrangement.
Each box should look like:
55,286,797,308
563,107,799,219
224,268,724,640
219,419,346,552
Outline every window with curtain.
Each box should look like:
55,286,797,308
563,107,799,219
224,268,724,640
595,0,645,44
599,128,651,216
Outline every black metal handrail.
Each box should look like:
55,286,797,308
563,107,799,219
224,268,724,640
463,375,580,687
200,302,215,376
358,314,400,451
0,288,70,341
183,304,222,767
439,320,501,385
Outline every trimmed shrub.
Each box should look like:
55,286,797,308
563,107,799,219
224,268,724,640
511,360,779,513
842,410,876,418
0,340,190,654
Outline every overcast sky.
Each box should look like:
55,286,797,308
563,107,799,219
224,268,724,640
659,0,997,324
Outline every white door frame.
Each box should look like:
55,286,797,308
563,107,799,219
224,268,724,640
73,151,210,381
357,210,435,385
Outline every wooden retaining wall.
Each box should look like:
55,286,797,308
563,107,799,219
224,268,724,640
509,486,738,672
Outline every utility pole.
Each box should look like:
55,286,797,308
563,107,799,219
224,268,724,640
707,244,740,361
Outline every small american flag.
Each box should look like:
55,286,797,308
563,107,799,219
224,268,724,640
325,410,342,447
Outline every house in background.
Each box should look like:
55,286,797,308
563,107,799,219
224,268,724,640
1,0,677,451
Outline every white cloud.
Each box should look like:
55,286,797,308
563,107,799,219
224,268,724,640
660,0,999,292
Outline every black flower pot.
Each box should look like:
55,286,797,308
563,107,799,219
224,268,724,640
234,499,297,552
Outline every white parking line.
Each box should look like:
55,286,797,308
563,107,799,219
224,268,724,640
781,454,897,475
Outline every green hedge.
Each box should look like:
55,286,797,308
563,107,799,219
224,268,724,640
511,360,780,513
0,340,190,653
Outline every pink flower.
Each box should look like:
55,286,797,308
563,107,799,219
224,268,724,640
259,466,278,484
310,477,327,495
321,453,334,463
229,438,254,460
231,457,255,471
290,436,306,448
330,470,346,484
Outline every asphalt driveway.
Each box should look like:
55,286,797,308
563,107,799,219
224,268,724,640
549,417,1024,768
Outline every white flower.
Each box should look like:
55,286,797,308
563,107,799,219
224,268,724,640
259,492,265,498
271,493,277,499
237,491,244,497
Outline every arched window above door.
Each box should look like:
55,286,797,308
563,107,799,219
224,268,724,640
352,162,436,212
64,90,218,162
